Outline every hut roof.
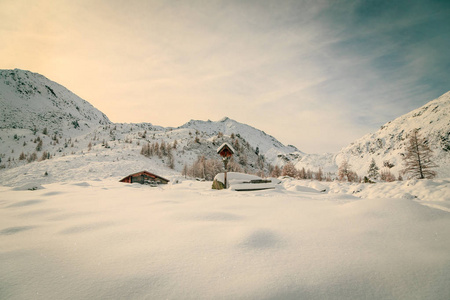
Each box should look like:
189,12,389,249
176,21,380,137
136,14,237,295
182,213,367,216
119,170,169,183
217,143,235,155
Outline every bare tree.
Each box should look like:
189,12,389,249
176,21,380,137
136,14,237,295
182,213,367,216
182,163,188,178
281,162,297,178
402,129,437,179
338,159,356,182
271,165,281,178
315,167,323,181
380,169,396,182
298,167,306,179
167,149,175,169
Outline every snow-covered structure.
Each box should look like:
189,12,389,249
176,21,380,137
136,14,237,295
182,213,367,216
216,143,235,157
119,171,169,184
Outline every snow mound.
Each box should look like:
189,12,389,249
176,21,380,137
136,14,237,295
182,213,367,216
214,172,276,191
0,179,449,299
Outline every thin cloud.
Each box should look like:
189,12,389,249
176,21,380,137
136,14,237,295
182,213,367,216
0,0,448,153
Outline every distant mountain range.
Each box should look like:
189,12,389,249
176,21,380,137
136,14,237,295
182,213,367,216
0,69,448,184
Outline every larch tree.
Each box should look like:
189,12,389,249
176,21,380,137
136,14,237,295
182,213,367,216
315,167,323,181
271,165,281,178
281,162,298,178
338,159,354,182
167,149,175,169
402,129,438,179
182,163,188,178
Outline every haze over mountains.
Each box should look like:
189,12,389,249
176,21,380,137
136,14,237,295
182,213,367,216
0,69,449,185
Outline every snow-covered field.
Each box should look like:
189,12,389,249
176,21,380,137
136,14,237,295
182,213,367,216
1,177,450,299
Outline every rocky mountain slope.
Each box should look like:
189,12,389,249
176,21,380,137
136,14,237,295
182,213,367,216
293,91,450,178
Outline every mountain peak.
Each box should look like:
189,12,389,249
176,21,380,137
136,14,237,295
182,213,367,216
0,69,110,132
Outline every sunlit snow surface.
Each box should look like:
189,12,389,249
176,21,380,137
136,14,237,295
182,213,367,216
1,178,450,299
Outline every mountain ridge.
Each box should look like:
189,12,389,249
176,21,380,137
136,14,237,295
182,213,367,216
292,91,450,178
0,69,110,134
0,68,449,183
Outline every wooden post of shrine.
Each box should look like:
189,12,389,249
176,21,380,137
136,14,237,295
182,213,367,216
216,143,235,189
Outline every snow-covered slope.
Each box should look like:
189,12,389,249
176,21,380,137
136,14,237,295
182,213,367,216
179,117,301,162
0,69,110,133
335,92,450,178
0,69,291,184
292,91,450,178
1,68,448,184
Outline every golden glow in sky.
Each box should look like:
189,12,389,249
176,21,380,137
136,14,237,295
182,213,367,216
1,0,449,153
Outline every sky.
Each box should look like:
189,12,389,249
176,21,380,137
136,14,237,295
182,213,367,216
1,0,449,153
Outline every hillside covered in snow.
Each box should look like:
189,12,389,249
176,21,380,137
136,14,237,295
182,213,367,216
179,117,301,163
0,69,110,134
0,69,301,185
335,91,450,178
0,69,449,185
293,92,450,179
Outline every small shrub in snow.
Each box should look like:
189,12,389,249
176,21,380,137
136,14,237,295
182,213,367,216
380,169,396,182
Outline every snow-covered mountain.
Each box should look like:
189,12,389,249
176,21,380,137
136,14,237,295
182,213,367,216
178,117,301,162
0,68,448,185
336,91,450,178
0,69,110,134
293,91,450,178
0,69,304,185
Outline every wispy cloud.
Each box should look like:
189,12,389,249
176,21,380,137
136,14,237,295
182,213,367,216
1,0,448,153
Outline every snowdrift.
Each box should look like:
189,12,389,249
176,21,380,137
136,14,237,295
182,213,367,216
213,172,276,191
1,178,449,299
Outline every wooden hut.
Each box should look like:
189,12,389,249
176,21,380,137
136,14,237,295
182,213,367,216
119,171,169,185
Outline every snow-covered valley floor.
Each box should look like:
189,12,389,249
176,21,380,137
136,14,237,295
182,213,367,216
1,178,450,299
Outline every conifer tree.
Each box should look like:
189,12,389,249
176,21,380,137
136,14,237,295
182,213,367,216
19,152,26,160
402,129,437,179
367,158,379,180
36,140,43,151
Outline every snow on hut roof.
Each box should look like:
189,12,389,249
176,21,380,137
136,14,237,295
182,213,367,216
216,142,235,154
119,170,169,183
